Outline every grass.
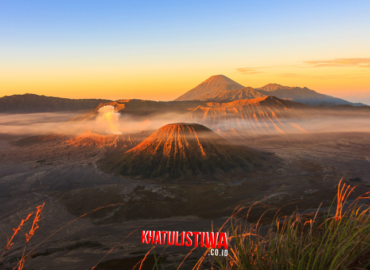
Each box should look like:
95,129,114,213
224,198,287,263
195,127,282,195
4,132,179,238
201,179,370,270
0,203,122,270
0,202,44,270
2,179,370,270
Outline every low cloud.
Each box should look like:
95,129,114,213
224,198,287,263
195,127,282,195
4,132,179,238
236,68,263,75
304,58,370,68
1,109,370,138
278,73,342,79
236,65,300,75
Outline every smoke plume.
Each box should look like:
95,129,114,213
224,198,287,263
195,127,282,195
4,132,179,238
95,106,122,135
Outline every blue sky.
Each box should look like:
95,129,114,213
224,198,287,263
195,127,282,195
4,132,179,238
1,0,369,103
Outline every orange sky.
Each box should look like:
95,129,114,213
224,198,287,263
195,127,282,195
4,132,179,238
1,60,369,102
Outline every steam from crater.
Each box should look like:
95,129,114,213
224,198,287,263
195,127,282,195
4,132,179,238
95,105,122,135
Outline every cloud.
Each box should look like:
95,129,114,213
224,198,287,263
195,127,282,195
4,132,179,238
279,72,370,80
236,65,299,75
236,68,263,75
304,58,370,68
278,73,342,79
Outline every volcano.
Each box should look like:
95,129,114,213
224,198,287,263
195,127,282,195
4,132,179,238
99,123,268,179
189,96,310,135
175,75,245,101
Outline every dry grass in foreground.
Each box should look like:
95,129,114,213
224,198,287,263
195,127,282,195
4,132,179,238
2,180,370,270
190,179,370,270
0,203,122,270
0,202,44,270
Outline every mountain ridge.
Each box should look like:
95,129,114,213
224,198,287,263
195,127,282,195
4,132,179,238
255,86,365,106
0,94,111,113
175,76,366,106
256,83,296,92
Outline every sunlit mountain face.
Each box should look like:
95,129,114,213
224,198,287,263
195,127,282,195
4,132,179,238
64,131,138,148
98,123,272,179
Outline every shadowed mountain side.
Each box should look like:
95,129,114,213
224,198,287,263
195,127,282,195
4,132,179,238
0,94,110,113
189,96,310,134
175,75,245,101
99,123,268,179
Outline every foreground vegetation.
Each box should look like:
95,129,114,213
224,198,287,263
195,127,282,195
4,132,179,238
2,180,370,270
192,179,370,270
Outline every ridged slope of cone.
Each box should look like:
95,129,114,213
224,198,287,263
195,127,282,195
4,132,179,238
189,96,309,134
99,123,266,178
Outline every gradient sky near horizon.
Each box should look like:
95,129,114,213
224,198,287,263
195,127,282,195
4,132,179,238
1,1,370,104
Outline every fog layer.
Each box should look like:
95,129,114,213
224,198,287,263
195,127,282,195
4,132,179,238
0,109,370,137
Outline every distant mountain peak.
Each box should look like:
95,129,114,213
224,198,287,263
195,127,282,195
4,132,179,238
175,75,245,101
202,75,239,84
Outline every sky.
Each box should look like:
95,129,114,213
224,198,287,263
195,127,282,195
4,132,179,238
0,0,370,104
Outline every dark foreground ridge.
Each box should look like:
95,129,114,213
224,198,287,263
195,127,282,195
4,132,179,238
99,123,269,179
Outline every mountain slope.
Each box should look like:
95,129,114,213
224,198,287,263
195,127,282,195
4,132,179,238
175,75,245,101
99,123,267,178
256,83,295,92
200,87,266,101
189,96,310,134
256,84,365,106
0,94,110,113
